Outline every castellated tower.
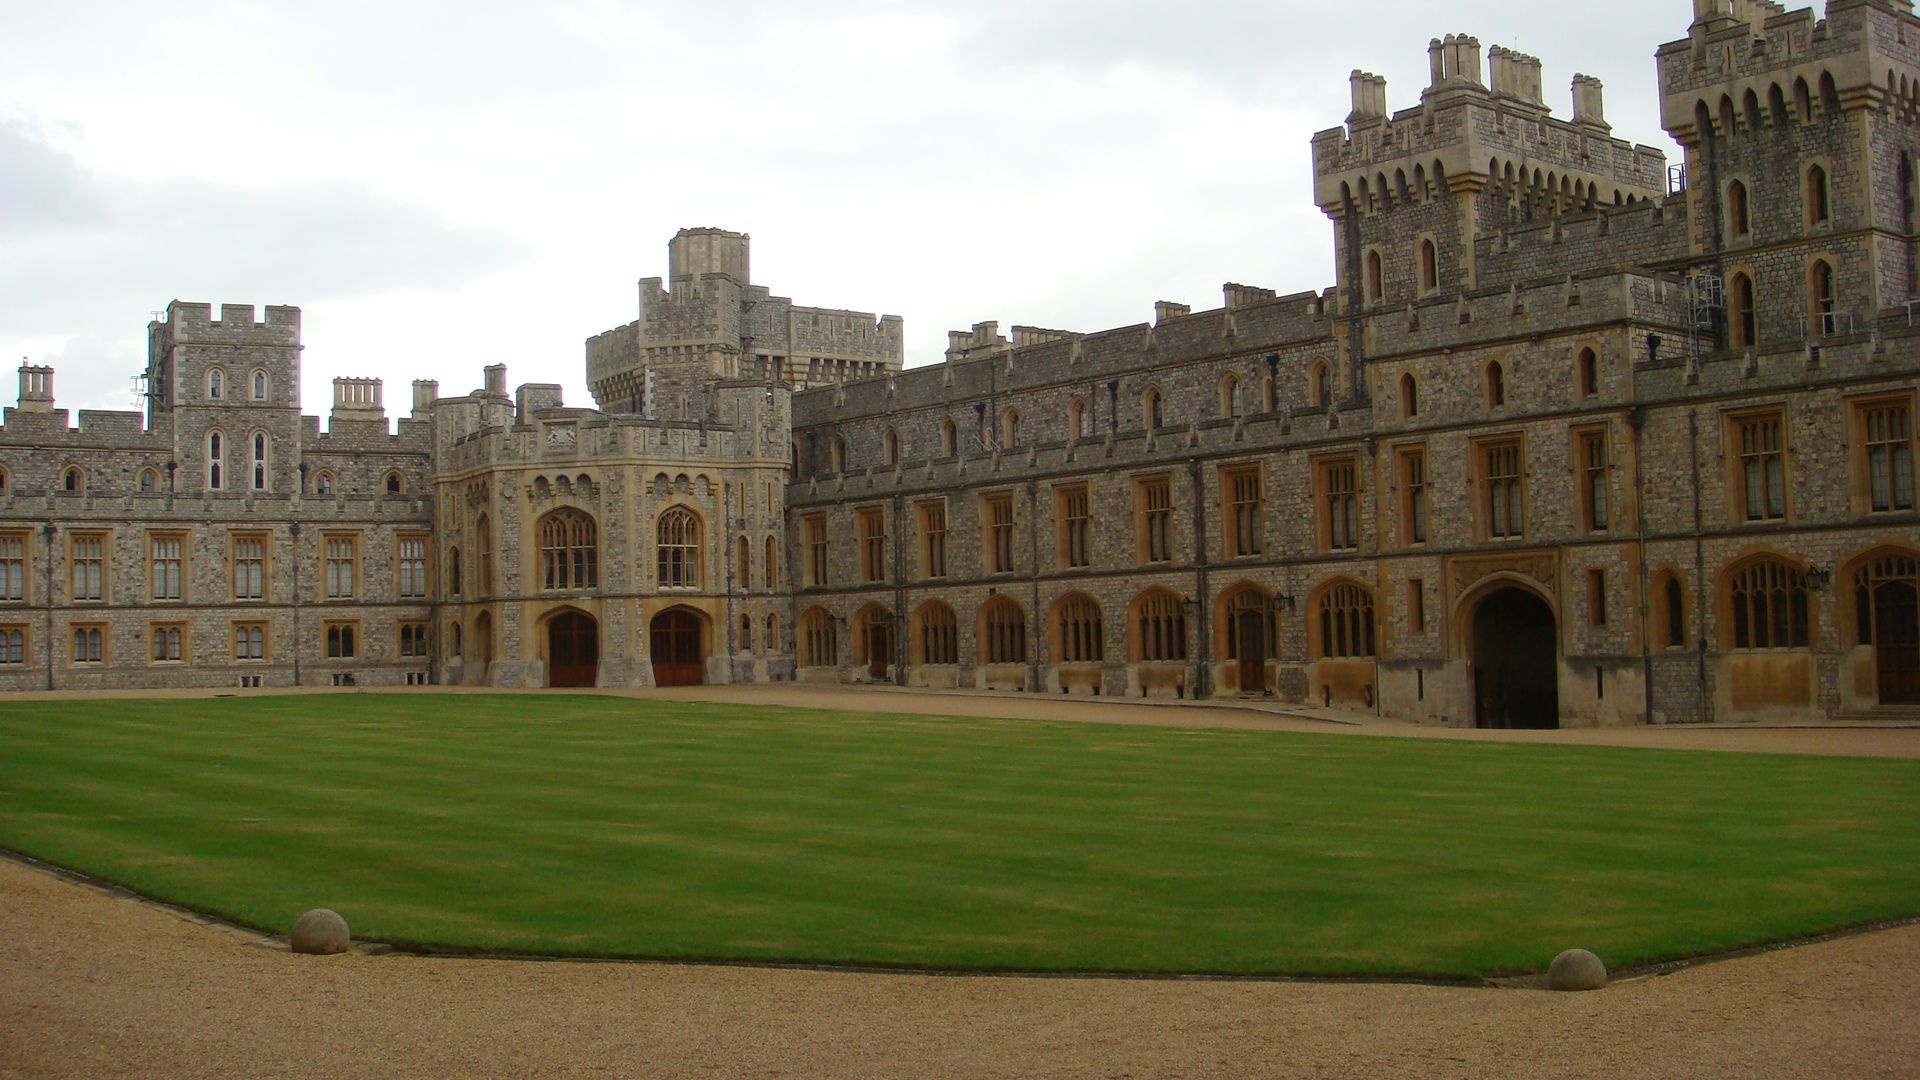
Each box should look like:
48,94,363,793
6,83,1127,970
585,228,903,418
1311,37,1669,323
1659,0,1920,347
144,302,304,494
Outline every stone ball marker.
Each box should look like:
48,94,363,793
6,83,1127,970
290,909,351,955
1547,948,1607,991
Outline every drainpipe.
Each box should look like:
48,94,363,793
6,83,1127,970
892,491,907,686
723,481,735,684
1189,458,1210,699
1027,480,1040,693
290,521,302,687
1630,405,1653,724
1689,408,1708,723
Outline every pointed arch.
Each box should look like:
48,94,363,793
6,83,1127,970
655,505,703,589
1051,591,1105,664
538,507,598,590
1310,577,1377,659
1128,587,1188,663
798,606,838,667
978,595,1028,665
913,599,959,665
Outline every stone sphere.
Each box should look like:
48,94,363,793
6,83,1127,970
1547,948,1608,991
290,909,351,955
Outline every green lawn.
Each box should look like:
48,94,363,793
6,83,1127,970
0,694,1915,977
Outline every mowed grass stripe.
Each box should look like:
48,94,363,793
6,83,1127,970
0,694,1915,976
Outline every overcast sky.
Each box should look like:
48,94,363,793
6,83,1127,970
1,0,1689,420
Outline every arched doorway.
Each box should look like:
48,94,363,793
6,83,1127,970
650,608,705,687
1857,554,1920,703
1471,586,1559,729
854,604,893,681
547,611,599,688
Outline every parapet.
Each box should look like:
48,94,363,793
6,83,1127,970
668,227,751,285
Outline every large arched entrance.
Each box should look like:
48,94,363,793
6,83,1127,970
1857,554,1920,704
650,608,705,687
1471,586,1559,729
547,611,599,688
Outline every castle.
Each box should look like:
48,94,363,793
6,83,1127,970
2,0,1916,725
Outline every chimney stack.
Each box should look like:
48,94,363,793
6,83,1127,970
16,364,53,413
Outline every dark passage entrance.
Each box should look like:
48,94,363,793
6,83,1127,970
868,623,892,680
1237,609,1268,693
650,608,705,687
547,611,599,688
1874,580,1920,704
1472,587,1559,729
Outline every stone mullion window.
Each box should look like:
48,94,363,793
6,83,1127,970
1729,560,1809,650
1861,402,1914,512
1225,467,1264,558
539,510,599,591
150,624,185,663
233,622,267,661
1057,596,1103,663
982,599,1026,664
1318,583,1376,659
1316,460,1355,553
324,535,359,599
656,508,700,590
398,622,430,659
71,625,105,664
918,604,958,665
1058,487,1091,569
1734,413,1788,522
1400,449,1429,546
0,532,26,602
1135,592,1187,663
0,625,25,664
918,502,947,579
985,494,1015,575
1578,430,1610,534
856,507,886,583
231,535,266,601
1480,441,1525,540
1137,477,1172,564
803,514,828,587
397,536,429,599
70,534,106,603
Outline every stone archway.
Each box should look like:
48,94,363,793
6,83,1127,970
650,607,706,687
546,610,599,688
1471,586,1559,729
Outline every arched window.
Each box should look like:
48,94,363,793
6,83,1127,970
940,418,957,457
1729,273,1757,348
656,507,701,589
1311,363,1331,408
1656,572,1687,649
251,369,268,401
1806,164,1830,225
385,471,403,494
916,601,959,664
1219,375,1242,419
1055,594,1104,663
1000,407,1019,449
1067,396,1089,439
539,508,598,590
799,608,837,667
251,433,268,491
449,546,463,597
1578,348,1599,398
1400,374,1419,418
1728,558,1810,649
207,431,224,490
475,515,493,594
137,468,157,493
734,535,750,590
1418,238,1438,292
739,614,753,654
764,535,778,591
767,613,780,655
63,467,83,493
1365,250,1384,302
981,597,1027,664
1134,591,1187,662
206,368,223,400
451,622,463,658
1486,361,1506,408
1318,581,1377,658
883,428,898,467
1224,588,1276,662
831,436,848,472
1727,179,1750,237
1810,260,1836,334
315,470,334,496
1143,387,1164,430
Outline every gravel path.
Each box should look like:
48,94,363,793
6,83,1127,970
4,688,1917,1078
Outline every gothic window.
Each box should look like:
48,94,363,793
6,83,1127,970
1857,399,1916,512
799,608,837,667
1317,581,1376,659
207,368,223,400
63,467,82,493
476,514,493,594
1399,374,1418,418
1727,179,1750,238
207,431,224,490
1727,559,1810,649
916,602,958,665
1417,238,1438,293
1729,273,1756,348
1365,250,1384,303
1806,164,1830,225
1810,259,1837,334
883,428,898,467
1316,458,1356,552
1056,594,1104,663
981,597,1027,664
1133,590,1187,662
1000,407,1019,449
385,471,403,494
1480,439,1525,539
539,508,598,591
1143,386,1164,430
1733,411,1788,522
1312,363,1332,408
764,534,778,591
315,471,334,495
1068,396,1090,438
1219,375,1242,419
939,418,957,457
656,507,700,589
251,369,268,401
1485,361,1506,408
1578,348,1599,398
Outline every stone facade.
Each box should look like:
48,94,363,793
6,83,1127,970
2,4,1916,724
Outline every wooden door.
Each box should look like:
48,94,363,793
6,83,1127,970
651,609,704,687
547,612,598,688
1237,609,1266,693
868,624,890,680
1876,581,1920,704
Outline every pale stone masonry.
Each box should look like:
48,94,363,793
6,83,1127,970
1,2,1917,725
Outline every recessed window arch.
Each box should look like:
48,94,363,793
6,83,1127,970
1654,569,1688,650
1725,557,1811,650
1053,593,1105,664
1417,238,1438,293
136,467,158,493
980,596,1028,664
1315,580,1377,659
206,367,224,400
1067,396,1089,438
1806,163,1830,225
1218,374,1242,419
539,507,598,591
764,534,778,591
384,471,403,494
656,506,702,590
739,614,753,654
1577,348,1599,398
1810,259,1837,334
798,607,837,667
1365,249,1384,303
1727,178,1750,238
1399,373,1419,418
448,545,463,597
1000,407,1020,449
62,466,83,493
250,368,268,401
1131,589,1188,663
314,470,334,496
914,601,959,665
476,514,493,594
939,418,957,458
882,428,898,467
1142,386,1164,430
1485,360,1507,408
831,436,848,473
1310,361,1332,408
251,431,269,491
207,430,224,490
1729,272,1757,348
734,535,750,589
